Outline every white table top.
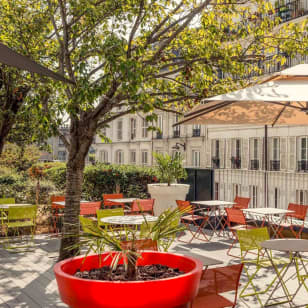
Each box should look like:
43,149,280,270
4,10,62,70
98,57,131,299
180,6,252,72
191,200,235,207
0,203,32,209
243,208,294,215
261,239,308,253
100,215,158,225
107,198,137,203
53,200,90,206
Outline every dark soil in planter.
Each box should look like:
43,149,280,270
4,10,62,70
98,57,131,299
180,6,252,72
74,264,184,281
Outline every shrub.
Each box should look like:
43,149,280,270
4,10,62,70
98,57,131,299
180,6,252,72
44,164,67,190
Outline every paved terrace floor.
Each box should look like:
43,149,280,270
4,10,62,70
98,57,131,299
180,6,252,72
0,232,308,308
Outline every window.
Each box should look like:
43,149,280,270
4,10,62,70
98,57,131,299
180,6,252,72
130,118,136,140
99,150,108,163
58,137,64,146
192,150,200,167
58,151,66,161
235,139,241,158
141,151,148,166
130,150,136,164
101,127,107,137
116,150,124,164
173,114,180,137
249,185,258,208
172,150,181,158
155,115,163,138
253,139,258,160
301,137,308,160
274,188,279,208
142,119,148,138
233,184,241,198
273,138,280,161
215,140,220,158
117,120,123,141
296,190,308,205
214,182,219,200
192,124,201,137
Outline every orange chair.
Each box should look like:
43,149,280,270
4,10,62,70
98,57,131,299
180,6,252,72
176,200,210,243
277,203,308,238
51,195,65,234
233,196,250,210
80,201,101,217
192,263,244,308
127,199,154,215
103,194,125,209
225,208,255,257
121,239,158,251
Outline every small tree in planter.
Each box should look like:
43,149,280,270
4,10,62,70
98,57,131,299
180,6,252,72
148,153,189,216
54,207,203,308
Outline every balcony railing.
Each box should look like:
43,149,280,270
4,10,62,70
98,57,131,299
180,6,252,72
212,157,220,169
298,160,308,172
250,159,260,170
173,130,180,138
273,0,308,23
156,132,163,139
231,157,241,169
270,160,280,171
192,129,201,137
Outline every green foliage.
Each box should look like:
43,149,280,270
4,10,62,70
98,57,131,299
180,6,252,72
153,152,187,186
0,143,41,171
43,163,67,190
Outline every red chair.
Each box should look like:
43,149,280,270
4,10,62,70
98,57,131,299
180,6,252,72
80,202,101,217
233,196,250,209
127,199,154,215
192,263,244,308
277,203,308,238
176,200,210,243
51,195,65,234
103,194,125,209
225,208,255,257
121,239,158,251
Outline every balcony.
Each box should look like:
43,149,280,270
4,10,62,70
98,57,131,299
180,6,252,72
273,0,308,23
298,160,308,172
270,160,280,171
156,132,163,139
173,130,180,138
212,157,220,169
250,159,260,170
231,157,241,169
192,129,201,137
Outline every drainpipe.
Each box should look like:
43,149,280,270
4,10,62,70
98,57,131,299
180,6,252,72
264,125,268,208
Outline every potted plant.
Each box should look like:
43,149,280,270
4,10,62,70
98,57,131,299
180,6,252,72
54,208,203,308
148,152,189,216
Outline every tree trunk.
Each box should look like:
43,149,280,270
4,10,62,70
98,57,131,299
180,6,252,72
58,159,85,260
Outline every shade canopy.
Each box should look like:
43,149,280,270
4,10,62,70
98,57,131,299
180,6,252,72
177,64,308,126
0,42,75,84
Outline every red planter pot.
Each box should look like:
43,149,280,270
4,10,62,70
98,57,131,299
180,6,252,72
54,251,203,308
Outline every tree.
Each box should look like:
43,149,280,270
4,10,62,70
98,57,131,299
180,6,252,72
0,0,55,155
21,0,307,260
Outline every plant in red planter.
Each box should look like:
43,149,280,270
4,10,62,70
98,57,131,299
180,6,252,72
54,208,203,308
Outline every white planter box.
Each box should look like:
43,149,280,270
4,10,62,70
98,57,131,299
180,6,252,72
148,183,190,216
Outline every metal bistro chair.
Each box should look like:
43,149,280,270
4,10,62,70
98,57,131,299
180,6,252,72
225,208,255,257
4,205,37,251
176,200,211,243
277,203,308,239
102,193,125,209
233,196,250,210
127,199,154,216
96,208,124,230
237,227,289,307
80,201,102,218
0,198,15,236
192,263,244,308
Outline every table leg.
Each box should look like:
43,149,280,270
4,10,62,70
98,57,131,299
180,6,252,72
269,214,285,239
264,249,295,307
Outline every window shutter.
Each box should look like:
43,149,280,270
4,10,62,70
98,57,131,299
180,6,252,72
288,136,296,171
280,137,287,170
242,138,249,169
219,139,225,168
259,137,263,170
226,139,231,168
205,139,212,167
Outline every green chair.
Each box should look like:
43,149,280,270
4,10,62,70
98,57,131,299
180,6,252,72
96,208,124,228
237,227,290,307
0,198,15,238
0,198,15,204
4,205,37,251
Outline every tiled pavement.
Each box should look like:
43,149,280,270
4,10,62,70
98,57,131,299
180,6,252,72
0,232,308,307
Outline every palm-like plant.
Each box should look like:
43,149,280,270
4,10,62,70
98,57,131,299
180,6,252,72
77,207,189,280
